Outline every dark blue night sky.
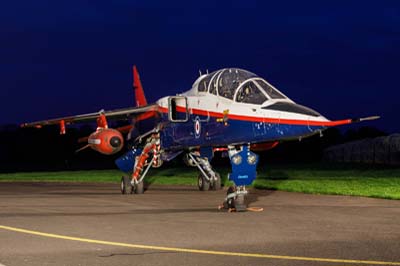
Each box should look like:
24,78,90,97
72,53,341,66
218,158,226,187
1,1,399,132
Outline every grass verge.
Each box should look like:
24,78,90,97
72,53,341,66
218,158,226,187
0,163,399,200
254,163,400,200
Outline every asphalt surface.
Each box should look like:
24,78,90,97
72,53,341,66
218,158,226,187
0,182,400,266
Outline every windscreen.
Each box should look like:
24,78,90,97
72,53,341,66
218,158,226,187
235,81,268,104
255,80,286,99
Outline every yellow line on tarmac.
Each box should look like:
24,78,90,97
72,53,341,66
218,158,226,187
1,225,399,265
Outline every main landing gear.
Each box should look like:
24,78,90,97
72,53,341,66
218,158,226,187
119,133,161,195
187,152,222,191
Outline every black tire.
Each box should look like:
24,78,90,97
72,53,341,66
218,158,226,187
211,173,222,190
197,173,210,191
134,181,144,194
121,176,133,194
225,186,236,208
235,193,247,212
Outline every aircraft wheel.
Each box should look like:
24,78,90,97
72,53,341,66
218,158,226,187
211,173,222,190
198,173,210,191
134,181,144,194
121,176,133,194
235,193,247,212
225,186,236,209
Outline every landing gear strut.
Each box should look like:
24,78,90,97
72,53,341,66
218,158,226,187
189,152,222,191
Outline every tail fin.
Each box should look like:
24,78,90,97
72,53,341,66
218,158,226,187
132,65,148,107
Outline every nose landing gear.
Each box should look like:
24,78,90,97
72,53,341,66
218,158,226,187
219,145,261,212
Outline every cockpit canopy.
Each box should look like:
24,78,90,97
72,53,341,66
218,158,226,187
188,68,287,105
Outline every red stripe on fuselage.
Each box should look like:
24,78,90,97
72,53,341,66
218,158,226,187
157,106,352,127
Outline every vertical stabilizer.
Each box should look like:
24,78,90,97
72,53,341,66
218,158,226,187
133,65,148,107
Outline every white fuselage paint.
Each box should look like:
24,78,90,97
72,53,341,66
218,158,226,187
157,91,330,125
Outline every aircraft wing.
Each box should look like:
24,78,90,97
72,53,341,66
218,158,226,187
21,104,159,128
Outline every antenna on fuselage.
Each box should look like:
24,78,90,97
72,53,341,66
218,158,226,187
199,70,202,76
206,69,209,74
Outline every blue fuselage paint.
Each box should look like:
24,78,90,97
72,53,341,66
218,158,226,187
157,111,324,151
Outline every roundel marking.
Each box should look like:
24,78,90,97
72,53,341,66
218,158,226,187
194,116,201,139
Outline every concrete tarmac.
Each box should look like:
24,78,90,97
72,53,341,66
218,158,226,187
0,182,400,266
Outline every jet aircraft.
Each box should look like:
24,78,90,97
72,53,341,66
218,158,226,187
22,66,379,211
